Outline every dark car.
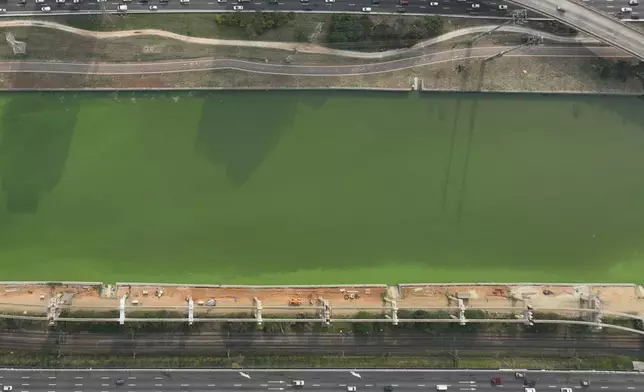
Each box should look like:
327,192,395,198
384,386,394,392
371,0,380,4
491,378,503,386
524,380,536,387
116,379,125,386
398,0,408,4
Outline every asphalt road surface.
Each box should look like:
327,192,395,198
0,0,545,21
1,369,643,392
0,45,629,76
1,328,643,356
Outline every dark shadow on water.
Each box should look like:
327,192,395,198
196,91,325,187
0,93,80,213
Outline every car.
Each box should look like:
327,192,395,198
524,380,537,387
556,4,565,11
233,4,243,9
116,4,127,10
325,0,335,3
0,7,7,11
361,6,371,11
116,379,125,386
41,5,51,10
371,0,380,4
180,0,190,3
56,0,64,4
436,386,448,391
491,378,503,386
524,389,536,392
347,387,357,392
430,2,438,5
291,381,304,388
581,381,590,388
622,6,632,11
398,0,408,4
3,386,13,391
218,0,227,3
629,0,638,5
561,388,573,392
498,4,507,9
17,0,26,5
149,5,157,9
471,3,480,7
384,386,394,392
515,373,525,379
396,6,406,11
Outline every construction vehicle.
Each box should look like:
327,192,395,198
289,298,302,306
344,292,360,300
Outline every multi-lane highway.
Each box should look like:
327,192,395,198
1,369,643,392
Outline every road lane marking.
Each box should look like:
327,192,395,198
49,384,56,386
418,385,426,387
601,388,608,389
75,377,83,379
75,384,83,387
101,377,109,380
21,384,29,386
366,385,373,387
154,377,162,380
181,384,190,387
313,385,320,387
128,385,136,387
128,377,135,380
234,384,242,387
155,384,163,387
208,384,216,387
22,377,30,379
628,388,635,390
261,385,268,387
102,384,109,387
549,387,557,389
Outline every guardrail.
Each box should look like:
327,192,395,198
567,0,644,34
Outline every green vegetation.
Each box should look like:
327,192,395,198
589,58,644,82
327,14,444,50
2,91,644,284
0,350,637,369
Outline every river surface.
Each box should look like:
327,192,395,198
0,90,643,284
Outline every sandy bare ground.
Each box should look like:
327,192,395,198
1,282,644,321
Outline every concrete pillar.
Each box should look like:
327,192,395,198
188,297,194,326
458,299,466,326
254,297,263,326
119,295,126,325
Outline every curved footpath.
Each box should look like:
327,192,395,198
7,19,603,59
0,46,628,76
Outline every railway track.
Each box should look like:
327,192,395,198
0,330,642,356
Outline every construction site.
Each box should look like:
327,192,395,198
0,281,643,333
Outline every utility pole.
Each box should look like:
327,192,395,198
484,34,544,61
470,10,528,44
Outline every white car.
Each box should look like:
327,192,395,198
291,380,305,388
325,0,335,3
55,0,64,4
429,2,438,5
347,387,357,392
524,389,536,392
0,7,7,11
233,4,243,9
217,0,227,3
3,386,13,391
515,373,525,379
116,3,126,10
361,6,371,10
149,4,157,9
41,5,51,10
622,6,632,11
561,389,572,392
629,0,638,5
498,4,507,9
471,3,480,7
180,0,190,3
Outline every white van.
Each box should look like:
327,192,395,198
117,3,127,10
436,386,448,391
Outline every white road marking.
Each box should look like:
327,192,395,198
460,382,476,384
154,384,163,387
207,384,216,387
601,387,608,389
418,385,426,387
22,377,30,379
268,389,284,391
391,385,399,387
459,389,476,391
128,377,136,380
366,385,374,387
234,384,242,387
75,377,83,380
549,387,557,389
101,377,109,380
21,384,29,386
239,372,251,379
180,384,190,387
154,377,162,380
261,385,268,387
313,384,320,387
75,384,83,387
127,385,136,387
49,377,56,380
102,384,109,387
628,388,635,390
49,384,56,387
340,385,347,387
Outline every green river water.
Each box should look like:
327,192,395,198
0,90,643,284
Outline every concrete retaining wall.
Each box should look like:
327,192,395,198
116,283,388,289
398,283,638,287
0,281,103,286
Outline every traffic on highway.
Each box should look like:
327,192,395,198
1,0,526,19
1,369,643,392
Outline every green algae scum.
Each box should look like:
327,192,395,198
1,90,644,284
